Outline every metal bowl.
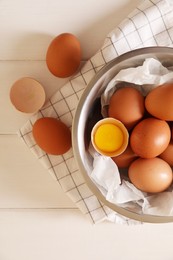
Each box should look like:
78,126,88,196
72,46,173,223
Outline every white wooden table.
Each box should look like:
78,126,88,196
1,0,173,259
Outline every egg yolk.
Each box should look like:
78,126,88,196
94,123,124,153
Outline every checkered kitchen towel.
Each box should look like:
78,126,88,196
19,0,173,224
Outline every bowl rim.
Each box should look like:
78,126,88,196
72,46,173,223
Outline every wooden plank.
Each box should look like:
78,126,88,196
0,0,141,60
0,134,76,208
0,209,173,260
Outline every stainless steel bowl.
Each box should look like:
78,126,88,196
72,46,173,223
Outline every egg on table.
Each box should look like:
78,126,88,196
32,117,71,155
46,33,81,78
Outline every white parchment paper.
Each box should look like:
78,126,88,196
90,58,173,216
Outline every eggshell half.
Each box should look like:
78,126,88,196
91,118,129,157
10,77,45,114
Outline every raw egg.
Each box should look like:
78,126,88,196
130,117,171,158
95,124,123,152
112,145,138,168
32,117,71,155
46,33,81,78
128,157,173,193
145,82,173,120
108,87,145,130
91,118,129,157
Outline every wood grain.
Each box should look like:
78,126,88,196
3,1,173,260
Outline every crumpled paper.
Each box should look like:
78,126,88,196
102,58,173,108
90,57,173,216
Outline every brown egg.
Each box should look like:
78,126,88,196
159,141,173,166
145,82,173,120
46,33,81,78
128,157,173,193
112,145,138,168
108,87,145,130
32,117,71,155
130,118,171,158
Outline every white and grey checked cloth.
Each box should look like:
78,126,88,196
19,0,173,224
